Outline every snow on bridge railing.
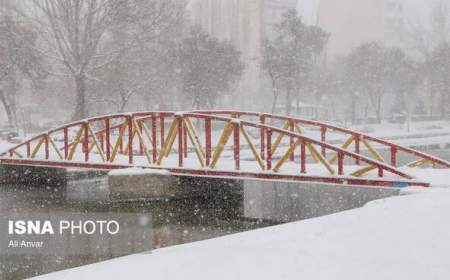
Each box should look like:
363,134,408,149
192,110,450,170
1,110,445,188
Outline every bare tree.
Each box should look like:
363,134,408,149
261,39,282,113
25,0,184,120
407,1,450,117
407,0,450,58
0,13,44,126
344,42,420,124
93,3,185,113
426,44,450,118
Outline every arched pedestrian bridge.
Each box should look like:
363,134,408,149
1,111,449,188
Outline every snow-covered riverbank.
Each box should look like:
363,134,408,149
32,184,450,280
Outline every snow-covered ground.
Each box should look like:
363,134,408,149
0,139,14,153
32,184,450,280
351,120,450,140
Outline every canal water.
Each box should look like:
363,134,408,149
1,148,449,280
0,175,272,279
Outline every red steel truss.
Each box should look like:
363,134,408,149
1,111,448,188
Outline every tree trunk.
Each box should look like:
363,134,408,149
285,82,292,115
427,80,435,118
376,94,382,123
270,76,278,114
351,94,356,125
119,100,127,113
119,90,128,113
441,91,447,119
271,93,278,114
0,90,15,126
73,74,87,121
194,93,201,110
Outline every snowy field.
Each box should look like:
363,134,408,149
32,184,450,280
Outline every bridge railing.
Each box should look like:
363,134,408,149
1,110,445,188
192,110,450,169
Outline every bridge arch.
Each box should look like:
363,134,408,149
1,111,448,188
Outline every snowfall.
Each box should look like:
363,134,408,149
1,120,449,280
30,184,450,280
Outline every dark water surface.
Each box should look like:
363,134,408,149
0,176,273,280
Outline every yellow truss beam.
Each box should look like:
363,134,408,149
131,119,153,165
164,120,180,158
293,123,322,163
122,120,155,158
31,136,45,159
271,121,290,156
350,138,385,178
184,117,205,159
109,122,128,162
140,120,155,150
156,119,178,165
183,117,205,167
350,165,377,177
67,125,85,160
87,141,96,154
329,136,355,164
48,136,63,160
87,125,106,162
273,138,301,172
272,137,335,175
240,125,265,170
11,150,23,158
122,127,139,156
307,144,335,175
210,122,234,169
361,137,385,163
407,158,431,168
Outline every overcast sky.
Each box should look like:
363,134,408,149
297,0,320,25
297,0,443,26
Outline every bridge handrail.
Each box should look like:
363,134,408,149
184,113,413,180
0,110,436,187
2,110,448,171
192,110,450,168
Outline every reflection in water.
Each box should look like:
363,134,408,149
0,176,272,280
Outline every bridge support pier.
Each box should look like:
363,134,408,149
109,171,182,200
108,171,243,203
